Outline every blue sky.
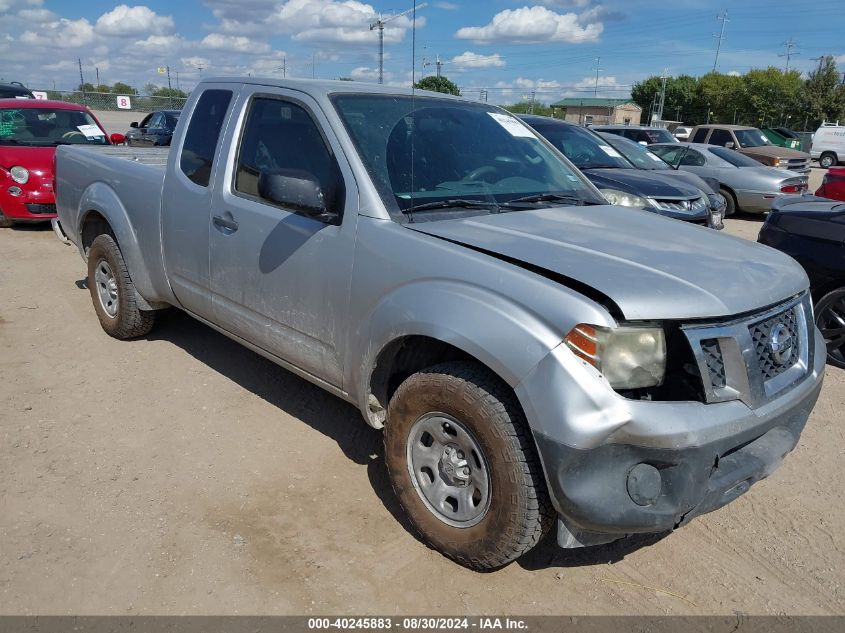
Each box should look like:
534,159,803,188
1,0,843,104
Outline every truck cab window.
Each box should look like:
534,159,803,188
234,97,339,212
179,89,233,187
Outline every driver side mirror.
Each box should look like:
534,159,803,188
258,169,341,224
725,141,735,149
130,122,139,128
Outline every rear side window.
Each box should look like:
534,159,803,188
692,128,709,143
709,129,734,147
180,89,233,187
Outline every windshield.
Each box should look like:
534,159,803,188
0,107,107,146
528,120,631,170
734,128,771,148
331,95,604,219
708,146,765,167
599,133,671,170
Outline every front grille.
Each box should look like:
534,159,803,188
25,203,56,215
683,293,811,408
749,307,800,380
700,339,726,388
652,197,708,213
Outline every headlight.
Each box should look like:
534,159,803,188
565,323,666,389
599,188,650,209
10,166,29,184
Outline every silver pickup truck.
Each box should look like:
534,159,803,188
54,78,825,570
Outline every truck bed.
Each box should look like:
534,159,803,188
72,145,170,167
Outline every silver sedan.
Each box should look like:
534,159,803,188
650,142,809,214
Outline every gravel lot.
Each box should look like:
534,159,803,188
1,191,843,615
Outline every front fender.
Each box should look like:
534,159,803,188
352,279,611,426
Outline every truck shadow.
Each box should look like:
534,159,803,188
144,309,422,537
145,309,669,571
515,530,669,571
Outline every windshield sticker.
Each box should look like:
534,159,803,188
77,124,105,139
487,112,536,138
599,144,623,158
0,109,23,137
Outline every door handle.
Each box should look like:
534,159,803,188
212,214,239,233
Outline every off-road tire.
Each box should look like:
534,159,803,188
87,234,155,339
384,361,553,571
720,187,737,216
819,153,837,169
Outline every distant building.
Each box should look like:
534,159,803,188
550,98,643,126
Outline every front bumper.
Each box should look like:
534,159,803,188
0,190,56,221
516,322,826,547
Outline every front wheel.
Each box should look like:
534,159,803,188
720,187,737,216
815,287,845,369
819,153,837,169
87,234,156,339
0,211,14,228
384,361,553,570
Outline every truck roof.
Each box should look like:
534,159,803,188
200,77,467,101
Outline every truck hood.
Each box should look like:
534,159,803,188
739,145,809,160
408,205,807,321
583,168,700,198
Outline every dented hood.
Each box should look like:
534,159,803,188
408,205,808,321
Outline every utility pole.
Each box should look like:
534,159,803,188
779,38,798,71
370,3,427,85
435,54,443,78
95,67,99,87
78,58,84,90
480,89,488,103
592,57,603,96
654,69,668,124
166,65,172,91
529,90,536,114
713,9,729,72
312,53,316,79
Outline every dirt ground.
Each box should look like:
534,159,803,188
2,195,844,616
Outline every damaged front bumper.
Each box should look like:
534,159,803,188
516,320,825,549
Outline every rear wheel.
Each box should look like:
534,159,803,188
815,287,845,369
819,153,837,169
384,361,553,571
87,234,155,339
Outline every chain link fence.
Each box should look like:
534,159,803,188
33,90,188,113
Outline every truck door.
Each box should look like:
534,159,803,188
161,85,238,319
208,89,358,388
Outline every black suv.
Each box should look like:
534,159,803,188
0,82,34,99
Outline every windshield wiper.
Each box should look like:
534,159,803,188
503,193,593,206
401,198,498,214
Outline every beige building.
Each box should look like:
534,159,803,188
550,98,643,126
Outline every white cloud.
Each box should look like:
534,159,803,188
456,6,602,44
451,51,505,69
350,66,381,81
201,32,270,54
95,5,174,36
18,8,55,22
726,70,741,77
270,0,424,44
20,17,95,48
133,34,184,54
832,54,845,65
433,1,459,8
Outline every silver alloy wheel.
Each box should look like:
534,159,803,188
94,259,119,318
406,412,491,527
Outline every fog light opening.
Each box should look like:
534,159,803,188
626,463,662,507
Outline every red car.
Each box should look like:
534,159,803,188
0,99,124,228
816,167,845,202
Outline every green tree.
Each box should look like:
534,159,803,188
740,67,802,127
800,56,845,129
336,76,354,81
631,74,703,123
77,82,95,93
414,75,460,96
112,81,136,95
143,83,158,96
502,102,553,117
696,71,743,124
152,87,188,98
